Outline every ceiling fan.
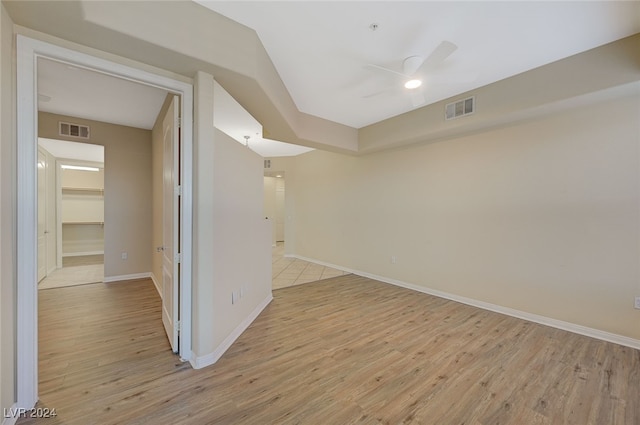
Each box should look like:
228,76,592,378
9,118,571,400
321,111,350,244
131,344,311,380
362,40,462,107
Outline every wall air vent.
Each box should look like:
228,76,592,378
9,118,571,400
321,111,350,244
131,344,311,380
445,96,475,121
59,121,90,139
264,159,271,169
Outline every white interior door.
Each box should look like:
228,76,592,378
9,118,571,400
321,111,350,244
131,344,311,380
275,179,285,242
162,96,180,352
37,149,47,281
45,152,57,274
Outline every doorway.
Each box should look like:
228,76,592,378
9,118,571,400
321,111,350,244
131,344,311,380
16,35,193,409
264,171,286,246
37,139,105,289
275,175,285,243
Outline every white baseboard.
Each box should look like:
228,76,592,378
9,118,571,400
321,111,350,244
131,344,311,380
290,254,640,351
103,272,152,283
150,273,162,298
190,293,273,369
2,403,19,425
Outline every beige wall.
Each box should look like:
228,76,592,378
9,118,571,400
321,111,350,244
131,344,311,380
39,112,152,279
288,93,640,341
192,72,271,367
192,71,216,359
192,72,272,362
209,128,272,353
1,1,16,414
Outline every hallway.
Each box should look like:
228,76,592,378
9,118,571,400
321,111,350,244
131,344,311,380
271,242,348,289
37,246,346,291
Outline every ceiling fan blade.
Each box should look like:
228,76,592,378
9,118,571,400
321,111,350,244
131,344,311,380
416,40,458,74
403,56,425,76
362,85,397,99
363,63,407,79
409,87,426,107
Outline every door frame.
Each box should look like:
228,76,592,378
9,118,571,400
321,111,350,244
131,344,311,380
16,35,194,409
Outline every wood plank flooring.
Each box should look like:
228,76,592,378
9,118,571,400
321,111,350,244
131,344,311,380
18,275,639,425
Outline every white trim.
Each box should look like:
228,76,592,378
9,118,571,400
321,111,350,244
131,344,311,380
1,403,19,425
190,294,273,369
150,272,162,298
103,272,152,283
16,35,194,409
16,34,39,411
178,83,194,363
290,254,640,351
285,254,344,270
55,160,62,269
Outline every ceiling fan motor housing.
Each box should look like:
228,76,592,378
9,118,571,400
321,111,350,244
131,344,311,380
403,55,424,76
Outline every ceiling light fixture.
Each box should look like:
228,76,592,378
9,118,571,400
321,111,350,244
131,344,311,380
404,79,422,89
61,164,100,172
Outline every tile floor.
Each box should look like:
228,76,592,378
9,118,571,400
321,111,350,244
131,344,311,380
38,243,348,291
272,242,348,289
38,263,104,290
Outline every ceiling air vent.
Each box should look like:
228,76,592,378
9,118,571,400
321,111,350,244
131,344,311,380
264,159,271,169
445,96,475,121
59,121,90,139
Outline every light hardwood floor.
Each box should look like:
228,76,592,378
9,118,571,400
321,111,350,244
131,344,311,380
18,275,639,424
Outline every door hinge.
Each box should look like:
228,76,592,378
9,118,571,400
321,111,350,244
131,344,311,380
175,320,181,333
176,117,181,129
175,253,182,263
175,185,182,196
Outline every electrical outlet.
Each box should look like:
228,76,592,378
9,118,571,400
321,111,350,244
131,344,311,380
391,256,397,264
635,296,640,310
121,252,128,260
232,291,239,305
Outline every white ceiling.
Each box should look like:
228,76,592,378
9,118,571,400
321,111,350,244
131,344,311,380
34,2,640,157
196,1,640,129
37,57,311,157
38,137,104,164
213,80,314,157
38,58,169,130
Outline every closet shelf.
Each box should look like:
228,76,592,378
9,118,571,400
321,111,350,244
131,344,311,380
62,221,104,225
62,187,104,193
